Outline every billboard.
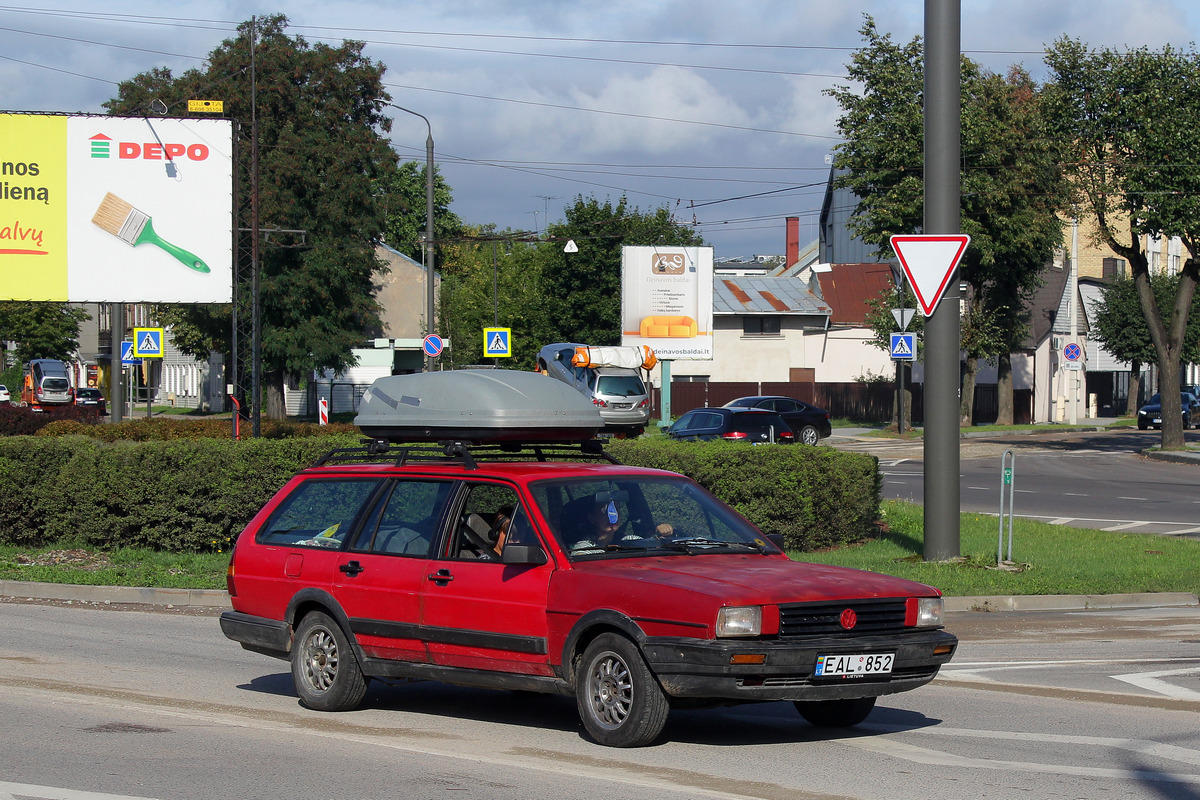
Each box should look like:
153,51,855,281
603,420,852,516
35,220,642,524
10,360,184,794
1,113,233,303
620,246,714,360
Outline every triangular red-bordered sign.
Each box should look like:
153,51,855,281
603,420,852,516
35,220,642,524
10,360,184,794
890,234,971,317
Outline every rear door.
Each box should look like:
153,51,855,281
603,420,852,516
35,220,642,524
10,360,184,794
332,478,456,664
420,481,556,676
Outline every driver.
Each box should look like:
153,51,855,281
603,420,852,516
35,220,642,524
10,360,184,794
569,500,624,551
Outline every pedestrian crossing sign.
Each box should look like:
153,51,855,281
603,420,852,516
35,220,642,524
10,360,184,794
483,327,512,358
133,327,165,358
889,332,916,360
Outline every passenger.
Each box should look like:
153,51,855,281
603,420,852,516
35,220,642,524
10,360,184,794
569,500,623,551
488,506,514,557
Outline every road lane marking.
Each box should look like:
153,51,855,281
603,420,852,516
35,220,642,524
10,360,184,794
848,724,1200,784
1112,667,1200,701
0,782,163,800
1103,521,1149,531
1118,496,1150,501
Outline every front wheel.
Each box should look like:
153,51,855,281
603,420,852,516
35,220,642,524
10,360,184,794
795,696,877,728
576,634,669,747
1137,419,1148,430
292,611,367,712
797,425,820,445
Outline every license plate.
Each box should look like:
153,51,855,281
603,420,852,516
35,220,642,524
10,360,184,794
815,653,894,677
612,402,631,409
1153,417,1162,424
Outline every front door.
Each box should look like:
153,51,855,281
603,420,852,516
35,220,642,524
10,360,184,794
421,482,555,675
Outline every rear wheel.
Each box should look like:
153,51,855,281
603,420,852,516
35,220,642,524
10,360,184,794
798,424,820,445
794,696,877,728
292,611,367,711
576,633,669,747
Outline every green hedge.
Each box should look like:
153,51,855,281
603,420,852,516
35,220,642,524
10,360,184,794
607,438,881,551
0,435,880,553
0,435,360,551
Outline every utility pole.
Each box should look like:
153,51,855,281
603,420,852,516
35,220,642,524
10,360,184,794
922,0,962,561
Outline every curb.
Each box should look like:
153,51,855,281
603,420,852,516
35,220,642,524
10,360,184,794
0,580,231,608
944,591,1199,613
2,580,1196,615
1142,449,1200,465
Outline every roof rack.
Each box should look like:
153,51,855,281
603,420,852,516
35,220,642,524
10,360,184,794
309,438,622,470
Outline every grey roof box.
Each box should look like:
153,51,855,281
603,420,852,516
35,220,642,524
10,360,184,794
354,369,605,444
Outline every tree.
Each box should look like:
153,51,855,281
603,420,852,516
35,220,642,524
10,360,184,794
104,15,399,418
436,226,546,369
0,302,91,365
826,17,1068,424
1089,275,1200,414
378,161,462,265
534,196,704,347
1046,39,1200,449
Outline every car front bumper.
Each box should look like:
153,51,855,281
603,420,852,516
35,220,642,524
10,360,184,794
641,628,957,702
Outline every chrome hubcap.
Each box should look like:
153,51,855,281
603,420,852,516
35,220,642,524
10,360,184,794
302,627,338,692
586,652,632,729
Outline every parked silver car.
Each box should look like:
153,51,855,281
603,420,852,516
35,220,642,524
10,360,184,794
537,343,651,435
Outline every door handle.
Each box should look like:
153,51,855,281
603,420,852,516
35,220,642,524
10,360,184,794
339,560,364,576
427,568,454,583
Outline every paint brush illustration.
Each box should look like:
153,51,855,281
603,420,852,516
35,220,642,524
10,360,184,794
91,192,210,273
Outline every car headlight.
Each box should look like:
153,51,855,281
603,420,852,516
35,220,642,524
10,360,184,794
716,606,762,637
915,597,944,627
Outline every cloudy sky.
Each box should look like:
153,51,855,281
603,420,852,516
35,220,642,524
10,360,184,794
4,1,1200,260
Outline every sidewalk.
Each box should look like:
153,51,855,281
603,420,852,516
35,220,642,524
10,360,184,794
1,578,1195,615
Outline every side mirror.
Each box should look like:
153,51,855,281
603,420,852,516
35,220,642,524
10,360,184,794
501,544,548,566
765,533,786,552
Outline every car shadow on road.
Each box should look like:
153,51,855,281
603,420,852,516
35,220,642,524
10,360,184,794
660,704,942,747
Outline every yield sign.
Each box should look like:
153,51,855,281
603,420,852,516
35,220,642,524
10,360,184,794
890,234,971,317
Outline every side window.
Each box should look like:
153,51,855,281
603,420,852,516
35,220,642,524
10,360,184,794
357,480,453,557
449,483,525,561
672,412,695,432
258,479,380,549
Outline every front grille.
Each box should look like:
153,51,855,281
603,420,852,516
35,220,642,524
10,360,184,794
779,599,907,638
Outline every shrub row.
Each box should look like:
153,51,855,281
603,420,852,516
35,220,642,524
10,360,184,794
0,403,104,436
0,435,880,554
606,438,881,551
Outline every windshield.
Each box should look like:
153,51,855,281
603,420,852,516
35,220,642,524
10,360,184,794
530,475,774,560
596,375,645,397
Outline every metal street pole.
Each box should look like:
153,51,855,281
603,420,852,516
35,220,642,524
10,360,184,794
390,104,437,372
923,0,962,560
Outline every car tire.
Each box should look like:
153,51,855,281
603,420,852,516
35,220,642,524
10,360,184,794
798,425,820,445
292,611,367,712
1137,420,1148,430
794,696,877,728
576,633,669,747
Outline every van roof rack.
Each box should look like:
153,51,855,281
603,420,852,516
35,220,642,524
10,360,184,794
310,438,621,470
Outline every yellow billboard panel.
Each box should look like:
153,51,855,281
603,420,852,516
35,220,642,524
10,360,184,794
1,114,68,299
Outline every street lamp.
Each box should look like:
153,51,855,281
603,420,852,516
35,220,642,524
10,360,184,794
389,104,437,372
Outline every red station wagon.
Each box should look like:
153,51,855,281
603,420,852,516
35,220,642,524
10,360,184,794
220,371,957,747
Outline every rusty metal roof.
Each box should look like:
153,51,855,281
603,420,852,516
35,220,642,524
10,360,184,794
812,263,894,325
713,276,830,317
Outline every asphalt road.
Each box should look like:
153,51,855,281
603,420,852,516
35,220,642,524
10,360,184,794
830,427,1200,537
1,601,1199,800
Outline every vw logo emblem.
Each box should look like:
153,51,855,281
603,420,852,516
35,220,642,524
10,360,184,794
839,608,858,630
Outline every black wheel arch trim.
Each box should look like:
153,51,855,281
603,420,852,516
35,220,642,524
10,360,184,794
284,589,367,665
559,609,656,683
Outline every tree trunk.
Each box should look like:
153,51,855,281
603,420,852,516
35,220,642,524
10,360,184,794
1126,360,1141,416
265,369,287,420
960,356,977,426
996,352,1014,425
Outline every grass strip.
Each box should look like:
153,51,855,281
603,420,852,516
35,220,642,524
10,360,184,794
2,500,1197,597
797,501,1200,597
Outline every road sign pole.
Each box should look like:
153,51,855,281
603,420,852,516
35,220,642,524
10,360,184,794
111,303,125,424
923,0,962,561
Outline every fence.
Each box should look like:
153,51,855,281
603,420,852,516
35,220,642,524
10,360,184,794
657,381,1032,426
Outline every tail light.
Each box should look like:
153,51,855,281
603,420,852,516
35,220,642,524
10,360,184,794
226,557,237,597
592,398,608,408
779,431,794,442
637,399,649,408
722,431,748,440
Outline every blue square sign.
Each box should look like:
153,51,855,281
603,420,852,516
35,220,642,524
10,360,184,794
890,332,916,360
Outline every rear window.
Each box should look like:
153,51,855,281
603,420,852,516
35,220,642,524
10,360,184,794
258,478,380,549
43,378,70,391
596,375,645,397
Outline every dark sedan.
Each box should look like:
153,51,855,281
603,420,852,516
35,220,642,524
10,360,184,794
1137,392,1199,430
668,407,794,443
75,387,107,415
723,396,831,445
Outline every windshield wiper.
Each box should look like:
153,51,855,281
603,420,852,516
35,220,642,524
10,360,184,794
659,538,766,554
